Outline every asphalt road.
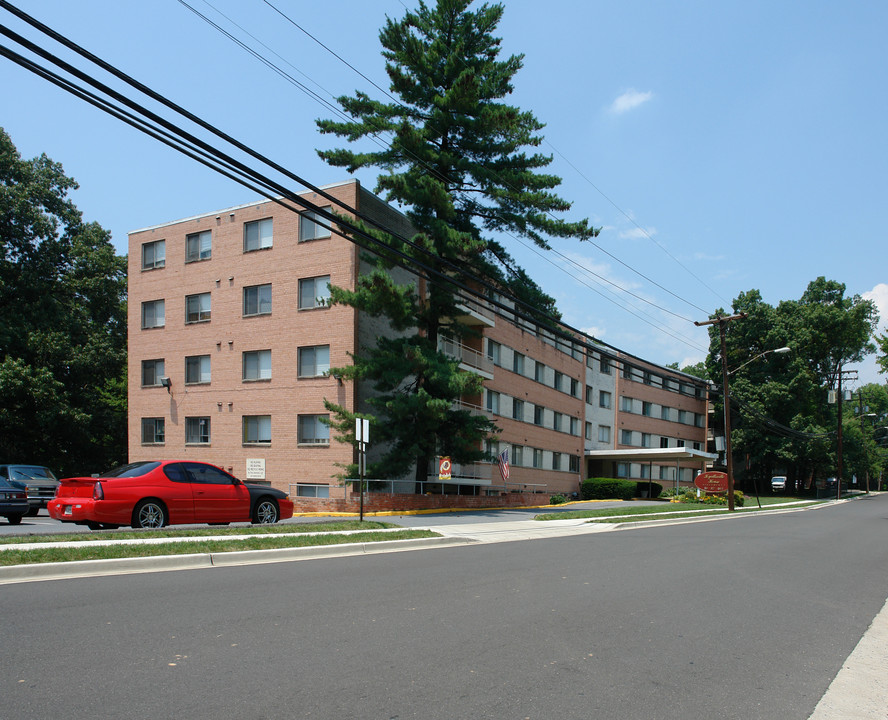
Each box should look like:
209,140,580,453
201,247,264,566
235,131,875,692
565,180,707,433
3,496,887,719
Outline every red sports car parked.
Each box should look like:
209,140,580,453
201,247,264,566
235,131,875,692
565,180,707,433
48,460,294,530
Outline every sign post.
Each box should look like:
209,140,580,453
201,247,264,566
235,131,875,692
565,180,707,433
356,418,369,522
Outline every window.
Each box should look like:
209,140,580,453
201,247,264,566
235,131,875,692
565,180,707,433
660,437,670,448
643,401,653,417
620,396,633,412
599,390,611,409
243,350,271,381
598,425,611,443
533,405,544,426
621,429,633,446
661,406,671,421
678,410,690,425
185,230,211,262
298,345,330,378
243,284,272,316
141,240,165,270
552,452,561,471
695,413,705,428
659,466,673,481
185,355,210,385
243,415,271,444
185,417,210,444
141,359,164,387
296,484,330,498
141,299,165,329
600,357,611,374
639,465,651,479
585,422,593,440
570,378,579,397
298,414,330,444
486,390,500,415
185,292,211,323
616,463,629,478
570,417,579,436
486,340,501,365
141,417,165,444
553,412,563,432
569,455,580,473
512,352,525,375
677,439,685,448
554,371,564,391
511,445,524,467
535,361,544,382
299,275,331,309
622,364,632,380
641,433,651,448
512,398,524,421
299,207,332,241
532,448,544,469
586,385,595,405
643,371,653,385
244,218,273,252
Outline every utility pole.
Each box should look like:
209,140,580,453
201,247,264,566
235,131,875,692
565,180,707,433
834,367,857,501
695,313,747,511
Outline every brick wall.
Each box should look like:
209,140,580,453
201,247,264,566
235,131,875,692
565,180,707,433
293,491,553,514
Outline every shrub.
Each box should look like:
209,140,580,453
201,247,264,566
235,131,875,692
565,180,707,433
580,477,638,500
636,482,663,499
549,494,569,505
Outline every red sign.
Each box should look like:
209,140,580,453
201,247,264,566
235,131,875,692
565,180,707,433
438,457,452,481
695,471,728,493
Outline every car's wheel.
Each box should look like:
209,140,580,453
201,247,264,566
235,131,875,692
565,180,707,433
252,497,279,524
27,507,40,517
133,499,167,529
6,514,23,525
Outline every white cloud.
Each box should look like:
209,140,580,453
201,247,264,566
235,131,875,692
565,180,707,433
619,226,656,241
862,283,888,331
609,89,653,114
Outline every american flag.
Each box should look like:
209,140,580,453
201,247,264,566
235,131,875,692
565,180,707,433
498,448,510,482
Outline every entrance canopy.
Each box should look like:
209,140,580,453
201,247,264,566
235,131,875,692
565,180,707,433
585,448,717,464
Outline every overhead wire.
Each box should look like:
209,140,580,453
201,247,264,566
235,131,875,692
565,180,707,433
177,0,709,351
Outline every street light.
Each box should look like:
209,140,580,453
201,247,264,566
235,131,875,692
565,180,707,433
728,347,791,376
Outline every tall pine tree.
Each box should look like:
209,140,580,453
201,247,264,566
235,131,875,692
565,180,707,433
316,0,598,483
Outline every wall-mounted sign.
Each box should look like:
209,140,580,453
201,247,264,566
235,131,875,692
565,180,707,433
439,457,451,481
246,458,266,480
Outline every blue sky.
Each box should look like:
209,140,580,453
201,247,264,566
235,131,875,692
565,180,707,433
2,0,886,387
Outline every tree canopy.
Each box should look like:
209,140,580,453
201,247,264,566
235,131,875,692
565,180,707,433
315,0,596,481
701,278,880,490
0,127,127,476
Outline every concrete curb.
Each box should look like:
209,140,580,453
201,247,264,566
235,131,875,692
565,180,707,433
0,536,475,585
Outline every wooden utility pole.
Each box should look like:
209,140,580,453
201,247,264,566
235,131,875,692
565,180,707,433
695,313,747,511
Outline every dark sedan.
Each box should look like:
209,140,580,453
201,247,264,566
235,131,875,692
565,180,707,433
48,460,294,530
1,477,29,525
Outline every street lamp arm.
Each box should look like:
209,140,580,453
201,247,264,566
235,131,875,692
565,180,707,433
727,346,791,375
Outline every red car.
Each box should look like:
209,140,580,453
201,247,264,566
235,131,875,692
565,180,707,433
48,460,294,530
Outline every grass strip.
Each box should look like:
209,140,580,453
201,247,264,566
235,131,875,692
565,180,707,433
587,504,819,524
0,520,396,545
536,500,821,522
0,529,438,566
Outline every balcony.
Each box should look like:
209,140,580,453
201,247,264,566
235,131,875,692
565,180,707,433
439,337,494,378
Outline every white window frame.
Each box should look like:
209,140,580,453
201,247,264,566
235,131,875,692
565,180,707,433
299,276,331,309
185,230,212,262
298,345,330,378
299,207,332,242
141,417,165,444
141,239,165,270
185,293,211,323
185,417,210,444
185,355,211,385
141,300,165,329
298,414,330,445
244,218,273,252
243,284,272,317
243,415,271,445
243,350,272,381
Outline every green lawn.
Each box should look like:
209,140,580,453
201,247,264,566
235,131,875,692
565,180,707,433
536,498,821,523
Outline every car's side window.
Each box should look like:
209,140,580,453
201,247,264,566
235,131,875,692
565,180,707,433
163,463,189,484
184,462,235,485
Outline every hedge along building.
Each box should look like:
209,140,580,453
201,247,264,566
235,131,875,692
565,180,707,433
128,179,712,507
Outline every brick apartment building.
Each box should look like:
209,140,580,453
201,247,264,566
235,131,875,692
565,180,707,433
128,179,712,504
